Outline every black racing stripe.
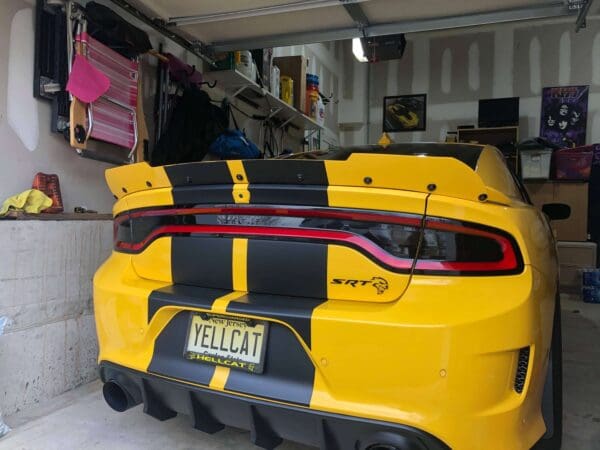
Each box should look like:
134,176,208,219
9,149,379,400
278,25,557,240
224,322,315,406
172,237,233,290
226,293,325,348
249,185,328,206
243,160,328,185
247,240,327,299
148,311,216,385
147,284,232,323
171,185,233,205
165,162,232,186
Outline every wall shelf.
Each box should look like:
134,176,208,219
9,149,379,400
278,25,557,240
205,69,322,132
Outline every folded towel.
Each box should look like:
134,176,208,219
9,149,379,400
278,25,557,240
0,189,53,216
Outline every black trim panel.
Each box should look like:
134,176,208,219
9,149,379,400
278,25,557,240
147,311,216,386
243,160,328,184
148,284,232,323
165,162,232,186
171,185,233,205
100,361,451,450
226,293,326,348
247,240,327,299
224,322,316,406
249,185,329,206
172,236,233,289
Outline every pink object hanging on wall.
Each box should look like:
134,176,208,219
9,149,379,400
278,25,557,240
66,54,110,103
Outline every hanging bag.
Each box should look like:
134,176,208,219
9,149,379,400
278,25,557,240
209,105,261,159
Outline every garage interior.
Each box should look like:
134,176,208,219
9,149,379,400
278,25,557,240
0,0,600,449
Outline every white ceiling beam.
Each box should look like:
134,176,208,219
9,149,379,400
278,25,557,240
209,2,573,52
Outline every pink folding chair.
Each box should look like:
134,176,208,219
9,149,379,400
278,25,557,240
72,31,139,156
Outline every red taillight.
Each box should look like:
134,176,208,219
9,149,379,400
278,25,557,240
114,205,523,275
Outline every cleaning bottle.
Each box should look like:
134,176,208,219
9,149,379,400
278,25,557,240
316,94,325,127
305,74,319,117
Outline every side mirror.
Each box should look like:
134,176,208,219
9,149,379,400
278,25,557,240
542,203,571,221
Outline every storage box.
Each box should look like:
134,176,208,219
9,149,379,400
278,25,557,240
554,146,594,180
525,181,589,241
557,241,597,293
520,149,552,179
212,52,236,71
272,56,307,113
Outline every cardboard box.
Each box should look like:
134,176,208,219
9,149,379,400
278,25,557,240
273,55,307,113
525,181,589,241
557,241,597,293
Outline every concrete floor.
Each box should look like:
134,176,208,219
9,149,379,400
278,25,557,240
0,296,599,450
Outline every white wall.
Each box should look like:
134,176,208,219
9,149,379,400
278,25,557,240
340,16,600,147
0,1,116,213
0,1,213,214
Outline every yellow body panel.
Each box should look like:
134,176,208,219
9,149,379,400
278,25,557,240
95,146,557,449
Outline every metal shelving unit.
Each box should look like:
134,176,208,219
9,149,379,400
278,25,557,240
204,69,322,133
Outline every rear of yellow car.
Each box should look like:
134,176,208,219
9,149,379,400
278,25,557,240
94,144,559,450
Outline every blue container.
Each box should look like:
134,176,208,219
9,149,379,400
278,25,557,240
582,286,600,303
582,269,600,287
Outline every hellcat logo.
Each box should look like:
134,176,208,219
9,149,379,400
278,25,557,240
331,276,389,295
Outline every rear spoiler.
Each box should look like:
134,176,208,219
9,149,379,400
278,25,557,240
106,153,511,205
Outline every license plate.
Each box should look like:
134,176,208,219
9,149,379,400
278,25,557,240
184,313,268,374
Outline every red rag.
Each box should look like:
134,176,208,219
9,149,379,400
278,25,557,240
66,54,110,103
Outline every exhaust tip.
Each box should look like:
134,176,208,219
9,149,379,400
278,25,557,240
103,381,131,412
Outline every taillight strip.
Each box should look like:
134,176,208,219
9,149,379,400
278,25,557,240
115,205,523,275
115,206,423,227
116,224,416,270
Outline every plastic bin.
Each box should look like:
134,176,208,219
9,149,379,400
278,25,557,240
520,149,552,179
554,146,594,180
581,268,600,303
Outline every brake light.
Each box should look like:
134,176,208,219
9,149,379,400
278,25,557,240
114,205,523,275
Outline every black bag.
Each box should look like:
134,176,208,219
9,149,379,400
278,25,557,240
151,88,229,166
85,2,152,58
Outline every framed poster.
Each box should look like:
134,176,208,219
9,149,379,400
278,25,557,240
540,85,588,147
383,94,427,132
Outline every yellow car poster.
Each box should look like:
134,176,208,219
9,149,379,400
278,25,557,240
383,94,427,132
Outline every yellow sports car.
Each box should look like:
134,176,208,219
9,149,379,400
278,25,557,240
386,103,420,129
94,143,563,450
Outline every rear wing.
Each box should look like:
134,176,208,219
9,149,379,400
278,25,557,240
106,153,512,206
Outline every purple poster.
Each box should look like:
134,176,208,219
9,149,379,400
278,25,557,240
540,85,589,147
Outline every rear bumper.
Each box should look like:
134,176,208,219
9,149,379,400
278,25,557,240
100,361,450,450
94,252,554,449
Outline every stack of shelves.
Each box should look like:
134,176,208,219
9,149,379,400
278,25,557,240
204,69,322,133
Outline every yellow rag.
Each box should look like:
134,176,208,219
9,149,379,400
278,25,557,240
0,189,53,216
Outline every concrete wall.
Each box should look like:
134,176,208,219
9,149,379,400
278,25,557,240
339,17,600,146
0,220,112,416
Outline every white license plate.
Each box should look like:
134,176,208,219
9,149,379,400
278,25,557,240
184,313,268,374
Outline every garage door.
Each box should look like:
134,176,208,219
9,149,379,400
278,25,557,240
120,0,588,53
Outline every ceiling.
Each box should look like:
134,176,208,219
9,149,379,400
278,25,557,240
124,0,593,52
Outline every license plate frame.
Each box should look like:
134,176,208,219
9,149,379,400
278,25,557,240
183,312,269,374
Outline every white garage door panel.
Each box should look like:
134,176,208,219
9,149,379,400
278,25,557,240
127,0,580,50
179,6,353,43
362,0,562,23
